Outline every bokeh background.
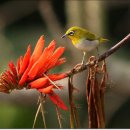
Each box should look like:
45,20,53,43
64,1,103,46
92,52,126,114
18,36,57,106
0,0,130,128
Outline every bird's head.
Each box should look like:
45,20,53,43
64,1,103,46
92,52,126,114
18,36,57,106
62,26,87,44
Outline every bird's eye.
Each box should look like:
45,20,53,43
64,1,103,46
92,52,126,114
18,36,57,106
68,31,74,36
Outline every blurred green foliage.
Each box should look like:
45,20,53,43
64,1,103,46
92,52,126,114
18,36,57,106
0,102,35,128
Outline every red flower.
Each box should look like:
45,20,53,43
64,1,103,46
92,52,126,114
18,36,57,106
0,36,67,110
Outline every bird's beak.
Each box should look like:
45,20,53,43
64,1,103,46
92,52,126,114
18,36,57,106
61,34,67,38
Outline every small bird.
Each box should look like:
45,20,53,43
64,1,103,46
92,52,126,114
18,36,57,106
62,26,108,64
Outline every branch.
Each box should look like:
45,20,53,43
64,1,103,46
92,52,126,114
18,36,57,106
66,34,130,77
39,93,47,128
98,34,130,62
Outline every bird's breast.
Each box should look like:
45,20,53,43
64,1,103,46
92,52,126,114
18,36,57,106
74,39,99,52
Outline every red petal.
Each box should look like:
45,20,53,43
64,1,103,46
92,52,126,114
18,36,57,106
19,59,36,86
17,57,21,73
29,77,48,89
0,84,10,93
28,40,56,80
46,47,65,70
54,57,66,67
47,40,56,50
38,85,53,94
48,73,67,81
19,45,31,76
30,35,45,63
27,48,48,80
19,36,45,84
18,69,28,86
37,47,65,76
5,70,16,85
49,91,68,110
19,37,45,85
17,56,23,73
37,40,57,75
8,61,17,77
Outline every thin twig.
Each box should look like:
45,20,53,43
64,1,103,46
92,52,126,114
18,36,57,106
68,76,75,128
68,76,81,128
37,95,40,104
55,105,62,128
43,73,61,90
73,104,80,128
39,93,47,128
66,34,130,77
33,103,41,128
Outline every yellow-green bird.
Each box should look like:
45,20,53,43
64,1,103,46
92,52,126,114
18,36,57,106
62,26,108,64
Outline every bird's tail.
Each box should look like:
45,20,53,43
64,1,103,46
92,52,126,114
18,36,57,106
98,37,109,43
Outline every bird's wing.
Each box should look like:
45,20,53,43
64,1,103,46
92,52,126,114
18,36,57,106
86,31,109,43
85,31,97,41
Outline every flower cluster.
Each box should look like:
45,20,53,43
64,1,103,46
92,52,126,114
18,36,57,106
0,36,67,110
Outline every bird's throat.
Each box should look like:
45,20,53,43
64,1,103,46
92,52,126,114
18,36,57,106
71,38,83,45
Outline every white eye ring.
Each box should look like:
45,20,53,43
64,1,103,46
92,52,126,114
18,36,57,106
69,31,74,36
